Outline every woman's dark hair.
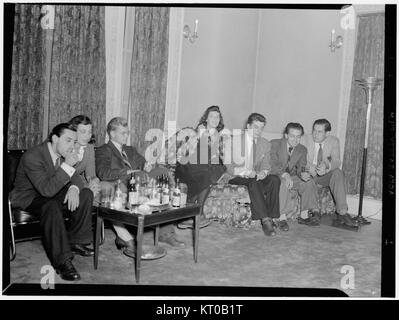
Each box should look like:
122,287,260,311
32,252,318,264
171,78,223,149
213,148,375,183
196,105,224,132
69,115,95,144
47,123,76,143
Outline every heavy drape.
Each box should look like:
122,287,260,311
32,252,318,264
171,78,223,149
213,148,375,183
7,5,106,148
342,13,384,199
128,7,169,155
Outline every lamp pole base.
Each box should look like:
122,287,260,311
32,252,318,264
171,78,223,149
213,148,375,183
353,215,372,225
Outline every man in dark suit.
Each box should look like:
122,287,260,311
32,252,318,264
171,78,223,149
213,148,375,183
270,122,320,226
301,119,358,227
224,113,280,236
10,123,94,281
96,117,185,258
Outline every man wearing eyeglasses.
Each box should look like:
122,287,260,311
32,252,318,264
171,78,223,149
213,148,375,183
95,117,185,259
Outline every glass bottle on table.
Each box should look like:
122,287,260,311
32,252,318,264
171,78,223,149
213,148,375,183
113,179,124,210
128,173,139,209
162,175,170,205
179,182,188,206
172,178,181,207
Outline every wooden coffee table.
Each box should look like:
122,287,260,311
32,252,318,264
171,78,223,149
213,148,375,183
93,203,201,283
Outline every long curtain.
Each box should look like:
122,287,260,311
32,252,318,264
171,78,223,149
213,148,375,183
49,5,106,145
128,7,170,154
7,4,46,149
342,14,384,199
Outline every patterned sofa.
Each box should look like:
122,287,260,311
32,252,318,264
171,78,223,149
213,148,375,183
203,183,336,229
202,131,336,229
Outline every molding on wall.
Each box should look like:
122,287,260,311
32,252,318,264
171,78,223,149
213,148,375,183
105,6,126,131
251,10,262,113
336,17,356,163
164,7,184,136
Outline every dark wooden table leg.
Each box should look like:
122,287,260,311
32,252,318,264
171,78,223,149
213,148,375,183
94,210,102,270
154,225,159,246
194,213,199,263
135,215,144,284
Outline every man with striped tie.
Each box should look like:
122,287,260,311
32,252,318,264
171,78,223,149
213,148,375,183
301,119,358,227
270,122,321,227
96,117,185,259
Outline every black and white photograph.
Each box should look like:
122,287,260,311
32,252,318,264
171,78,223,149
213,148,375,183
1,1,396,301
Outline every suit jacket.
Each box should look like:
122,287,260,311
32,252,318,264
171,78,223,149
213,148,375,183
10,142,84,210
301,134,341,170
95,141,146,186
269,138,307,177
225,133,271,177
74,143,96,184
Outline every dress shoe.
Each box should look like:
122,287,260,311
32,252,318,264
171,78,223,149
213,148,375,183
336,213,358,227
278,220,289,232
159,236,186,248
71,244,94,257
178,215,211,229
309,210,321,223
261,218,276,236
115,236,135,250
297,216,320,226
114,236,136,258
56,259,81,281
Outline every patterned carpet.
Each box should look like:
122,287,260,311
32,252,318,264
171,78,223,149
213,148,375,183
8,217,381,297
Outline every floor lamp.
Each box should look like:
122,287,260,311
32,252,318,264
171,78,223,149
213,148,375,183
354,76,383,225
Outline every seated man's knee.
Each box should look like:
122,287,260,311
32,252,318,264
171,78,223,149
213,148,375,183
40,198,63,219
80,188,94,203
268,174,281,186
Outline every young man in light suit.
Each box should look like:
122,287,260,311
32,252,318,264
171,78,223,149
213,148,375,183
301,119,358,227
224,113,281,236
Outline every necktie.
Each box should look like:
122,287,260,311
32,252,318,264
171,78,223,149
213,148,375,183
286,146,293,173
121,149,132,169
317,144,323,165
55,157,62,169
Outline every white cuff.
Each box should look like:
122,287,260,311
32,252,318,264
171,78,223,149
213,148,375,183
68,185,80,194
61,162,76,177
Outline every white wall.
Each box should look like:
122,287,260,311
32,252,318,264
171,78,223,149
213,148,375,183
177,8,259,130
253,9,344,136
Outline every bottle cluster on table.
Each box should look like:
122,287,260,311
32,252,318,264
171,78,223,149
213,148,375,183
126,173,188,210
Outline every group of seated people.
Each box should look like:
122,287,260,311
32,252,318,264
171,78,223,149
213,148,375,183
9,105,358,281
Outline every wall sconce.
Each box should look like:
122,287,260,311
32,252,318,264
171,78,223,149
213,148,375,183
183,19,198,43
329,29,343,52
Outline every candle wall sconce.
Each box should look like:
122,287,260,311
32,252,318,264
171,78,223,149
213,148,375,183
329,29,343,52
183,19,199,43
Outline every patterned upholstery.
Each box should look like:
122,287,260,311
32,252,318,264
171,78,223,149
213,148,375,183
203,183,301,229
203,183,335,229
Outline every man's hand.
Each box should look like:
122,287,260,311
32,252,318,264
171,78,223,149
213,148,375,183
64,187,80,211
143,162,153,173
283,174,293,189
64,149,79,167
256,170,268,181
308,164,317,177
88,177,101,196
243,170,257,179
300,171,311,182
316,162,327,176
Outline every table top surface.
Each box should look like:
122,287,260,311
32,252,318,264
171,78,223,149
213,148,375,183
96,202,201,226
